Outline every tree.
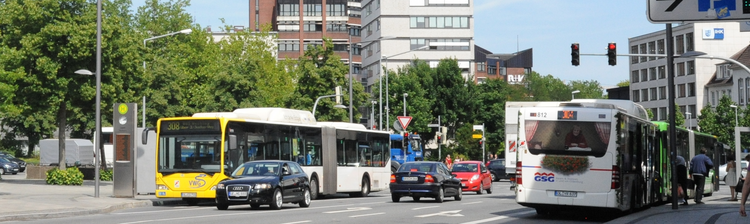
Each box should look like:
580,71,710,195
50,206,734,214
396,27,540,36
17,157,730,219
616,80,630,87
387,60,434,135
569,80,605,99
430,58,476,138
699,96,735,147
525,72,570,101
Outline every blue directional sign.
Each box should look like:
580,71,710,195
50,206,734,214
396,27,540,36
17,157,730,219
649,0,750,22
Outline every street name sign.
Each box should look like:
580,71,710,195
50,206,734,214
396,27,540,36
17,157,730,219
648,0,750,23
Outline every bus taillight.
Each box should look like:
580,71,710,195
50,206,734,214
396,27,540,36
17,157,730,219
611,165,620,189
390,174,396,183
516,161,522,185
424,174,435,183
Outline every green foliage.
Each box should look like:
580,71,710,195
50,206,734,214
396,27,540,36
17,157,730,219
99,168,113,181
699,96,736,148
46,167,84,185
616,80,630,87
569,80,605,99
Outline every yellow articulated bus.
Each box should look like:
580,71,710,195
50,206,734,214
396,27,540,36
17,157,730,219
146,108,391,205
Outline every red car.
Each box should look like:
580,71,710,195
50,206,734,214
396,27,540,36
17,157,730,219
450,160,492,194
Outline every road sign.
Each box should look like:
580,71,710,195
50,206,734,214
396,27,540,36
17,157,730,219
427,124,440,128
397,116,413,130
473,125,484,131
648,0,750,23
472,134,483,139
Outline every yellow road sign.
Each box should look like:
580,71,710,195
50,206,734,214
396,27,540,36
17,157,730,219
472,134,482,139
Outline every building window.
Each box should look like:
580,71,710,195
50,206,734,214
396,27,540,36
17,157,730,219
711,91,716,106
658,66,666,79
746,78,750,106
659,107,667,121
649,67,656,80
639,43,647,63
303,21,319,31
487,65,497,75
642,89,648,102
657,39,665,55
630,45,639,64
303,2,322,16
688,82,695,97
327,22,347,32
675,34,684,54
640,69,647,82
741,79,746,105
659,86,666,99
326,2,346,16
651,108,658,120
278,42,300,51
350,27,361,36
477,62,486,72
676,62,685,76
687,60,695,75
688,105,696,118
410,16,469,28
648,41,656,61
279,3,300,16
650,88,657,101
411,38,469,51
686,32,694,52
719,64,732,79
677,84,686,98
631,70,639,83
633,90,640,102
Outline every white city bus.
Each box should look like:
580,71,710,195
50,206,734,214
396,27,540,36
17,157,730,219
514,99,662,214
152,108,390,204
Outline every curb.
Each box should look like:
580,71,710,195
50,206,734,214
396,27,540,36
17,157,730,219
0,201,151,222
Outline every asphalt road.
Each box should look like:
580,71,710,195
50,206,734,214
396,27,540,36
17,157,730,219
4,180,633,224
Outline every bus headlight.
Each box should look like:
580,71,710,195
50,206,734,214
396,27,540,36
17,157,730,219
254,183,271,189
156,184,168,190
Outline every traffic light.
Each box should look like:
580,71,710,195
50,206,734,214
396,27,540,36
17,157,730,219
479,140,483,148
571,43,580,66
437,135,442,144
607,43,616,66
403,132,409,149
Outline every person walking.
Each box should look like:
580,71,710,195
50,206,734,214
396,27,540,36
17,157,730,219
689,148,714,204
726,158,739,201
676,155,689,205
739,154,750,216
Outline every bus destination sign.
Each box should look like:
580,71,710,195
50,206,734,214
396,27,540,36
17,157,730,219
161,120,221,134
557,110,578,120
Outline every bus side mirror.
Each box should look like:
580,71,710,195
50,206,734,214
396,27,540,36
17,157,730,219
142,127,155,144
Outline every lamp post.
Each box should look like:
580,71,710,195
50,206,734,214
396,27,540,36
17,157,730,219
142,28,192,127
382,45,430,131
312,94,346,118
731,105,738,127
75,67,99,198
685,112,691,130
572,90,580,100
403,93,408,116
371,100,377,129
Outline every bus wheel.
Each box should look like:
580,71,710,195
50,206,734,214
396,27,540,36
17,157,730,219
310,177,319,200
359,177,370,197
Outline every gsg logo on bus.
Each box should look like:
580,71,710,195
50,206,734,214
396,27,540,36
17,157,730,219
534,172,555,182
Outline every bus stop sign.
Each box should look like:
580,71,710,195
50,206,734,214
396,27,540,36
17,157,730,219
397,116,412,130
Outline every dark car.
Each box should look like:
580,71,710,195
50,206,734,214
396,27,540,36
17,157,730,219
0,157,20,175
0,153,26,172
215,160,311,210
487,159,508,181
390,161,462,203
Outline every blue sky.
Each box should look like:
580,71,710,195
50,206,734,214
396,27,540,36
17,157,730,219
132,0,668,87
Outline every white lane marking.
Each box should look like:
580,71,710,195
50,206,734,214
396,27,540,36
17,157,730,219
349,212,385,218
412,206,439,210
323,207,372,213
280,221,311,224
460,210,536,224
113,207,212,215
461,201,482,205
119,201,385,224
415,210,463,217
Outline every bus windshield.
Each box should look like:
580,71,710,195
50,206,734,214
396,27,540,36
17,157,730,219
409,139,422,151
524,120,611,157
158,134,223,174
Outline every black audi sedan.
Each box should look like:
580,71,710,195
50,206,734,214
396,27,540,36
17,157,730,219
487,159,508,181
390,161,462,203
215,160,311,210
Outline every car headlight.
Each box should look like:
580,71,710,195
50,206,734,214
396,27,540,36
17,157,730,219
254,183,271,189
216,183,224,190
156,184,168,190
471,174,480,182
3,164,9,168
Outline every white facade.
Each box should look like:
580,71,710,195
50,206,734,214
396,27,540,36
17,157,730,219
359,0,475,91
628,22,750,130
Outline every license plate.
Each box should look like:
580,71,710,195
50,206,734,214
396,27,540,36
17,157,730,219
229,191,248,197
402,177,418,181
461,183,466,187
181,192,197,198
554,191,577,197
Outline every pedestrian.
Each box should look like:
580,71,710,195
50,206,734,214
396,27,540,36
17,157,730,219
445,154,452,169
675,155,689,205
739,154,750,217
689,148,714,204
726,158,739,201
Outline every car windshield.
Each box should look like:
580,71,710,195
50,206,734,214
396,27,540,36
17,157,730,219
231,162,281,177
399,163,435,172
0,157,10,163
451,163,478,172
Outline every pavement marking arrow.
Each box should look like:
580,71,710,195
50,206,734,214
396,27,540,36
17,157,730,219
415,210,463,218
324,207,372,214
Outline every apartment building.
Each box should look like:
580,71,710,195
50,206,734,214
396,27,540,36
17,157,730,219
473,46,532,84
360,0,475,92
628,22,750,130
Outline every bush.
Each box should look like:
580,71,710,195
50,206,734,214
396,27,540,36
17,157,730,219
100,168,113,181
46,167,84,185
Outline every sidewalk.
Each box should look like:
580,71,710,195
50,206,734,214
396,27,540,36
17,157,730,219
0,178,183,222
606,186,750,224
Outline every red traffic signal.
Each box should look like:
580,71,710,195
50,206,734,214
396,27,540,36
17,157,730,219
571,43,580,66
607,43,616,66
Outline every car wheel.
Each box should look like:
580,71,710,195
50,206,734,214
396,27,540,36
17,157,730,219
310,178,319,200
216,203,228,210
391,194,401,202
250,203,261,209
435,187,444,203
486,183,493,194
454,187,462,201
270,188,283,210
413,196,421,202
491,173,497,182
477,183,484,195
299,187,311,207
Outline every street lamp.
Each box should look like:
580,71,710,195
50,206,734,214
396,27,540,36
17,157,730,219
731,105,739,127
312,94,346,118
685,112,691,130
403,93,408,116
75,67,100,198
382,45,430,131
142,28,192,128
572,90,581,99
348,36,395,125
